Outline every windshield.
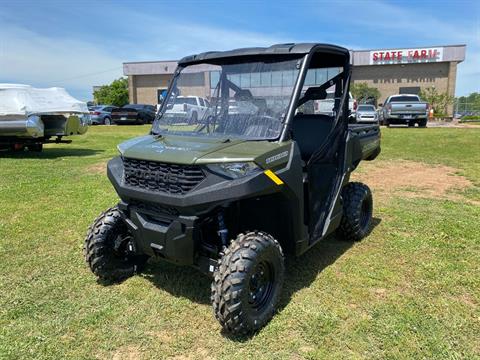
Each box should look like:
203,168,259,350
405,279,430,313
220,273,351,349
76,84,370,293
390,96,419,102
358,105,375,111
152,58,302,140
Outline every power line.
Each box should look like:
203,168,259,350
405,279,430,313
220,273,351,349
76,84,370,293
52,66,123,83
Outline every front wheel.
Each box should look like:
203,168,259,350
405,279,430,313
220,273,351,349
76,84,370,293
211,231,285,335
418,119,427,128
337,182,373,242
84,206,148,282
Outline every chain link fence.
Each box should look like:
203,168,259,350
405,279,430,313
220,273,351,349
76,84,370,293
454,102,480,118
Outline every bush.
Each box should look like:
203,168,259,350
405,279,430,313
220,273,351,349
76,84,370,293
419,87,454,115
350,83,381,104
461,115,480,121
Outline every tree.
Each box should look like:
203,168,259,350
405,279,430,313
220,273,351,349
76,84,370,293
419,87,454,116
93,78,129,107
350,82,381,104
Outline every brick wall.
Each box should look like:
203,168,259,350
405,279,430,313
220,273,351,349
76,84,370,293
352,62,456,115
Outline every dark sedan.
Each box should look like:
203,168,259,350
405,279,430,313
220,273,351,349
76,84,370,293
111,104,156,125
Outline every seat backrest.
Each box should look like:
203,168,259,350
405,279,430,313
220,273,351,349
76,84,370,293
291,114,334,161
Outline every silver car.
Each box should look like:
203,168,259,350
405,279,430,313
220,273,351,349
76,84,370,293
88,105,117,125
356,104,378,123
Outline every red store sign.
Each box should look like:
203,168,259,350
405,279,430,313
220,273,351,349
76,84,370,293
369,47,443,65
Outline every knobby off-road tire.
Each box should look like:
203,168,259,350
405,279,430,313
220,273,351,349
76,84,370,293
84,206,148,282
211,231,285,335
337,182,373,242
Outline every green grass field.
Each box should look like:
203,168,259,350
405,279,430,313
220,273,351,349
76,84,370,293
1,126,479,359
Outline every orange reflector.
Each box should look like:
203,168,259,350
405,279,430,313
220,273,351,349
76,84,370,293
264,169,284,185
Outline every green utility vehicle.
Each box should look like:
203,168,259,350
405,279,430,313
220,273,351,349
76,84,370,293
84,43,381,335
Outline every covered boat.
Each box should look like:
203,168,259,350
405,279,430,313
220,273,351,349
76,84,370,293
0,84,90,151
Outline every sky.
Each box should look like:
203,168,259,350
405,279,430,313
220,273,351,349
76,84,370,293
0,0,478,100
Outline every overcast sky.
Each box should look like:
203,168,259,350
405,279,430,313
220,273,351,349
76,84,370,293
0,0,478,100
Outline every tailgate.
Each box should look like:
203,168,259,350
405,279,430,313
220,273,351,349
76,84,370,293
390,102,427,114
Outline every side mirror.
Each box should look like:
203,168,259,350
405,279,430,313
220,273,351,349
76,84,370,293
378,103,383,107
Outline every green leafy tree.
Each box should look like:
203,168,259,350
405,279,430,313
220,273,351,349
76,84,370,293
93,78,129,107
350,82,381,104
419,87,454,116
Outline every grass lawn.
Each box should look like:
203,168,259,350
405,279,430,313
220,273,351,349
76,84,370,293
0,126,479,359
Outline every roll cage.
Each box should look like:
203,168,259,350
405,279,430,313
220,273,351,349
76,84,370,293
154,43,351,145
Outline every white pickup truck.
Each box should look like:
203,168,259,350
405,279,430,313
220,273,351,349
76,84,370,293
164,96,212,124
379,94,429,127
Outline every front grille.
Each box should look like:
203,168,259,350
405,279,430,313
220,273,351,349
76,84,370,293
123,157,205,194
129,200,179,217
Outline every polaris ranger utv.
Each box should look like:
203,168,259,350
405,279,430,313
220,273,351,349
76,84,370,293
84,43,381,335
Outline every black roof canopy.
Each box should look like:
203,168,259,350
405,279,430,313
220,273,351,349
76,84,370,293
178,43,350,68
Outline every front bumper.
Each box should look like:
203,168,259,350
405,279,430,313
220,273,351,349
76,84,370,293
119,201,198,264
356,116,378,123
108,156,285,264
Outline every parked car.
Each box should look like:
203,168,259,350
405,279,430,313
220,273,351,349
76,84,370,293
314,90,357,119
89,105,117,125
356,104,378,123
0,84,90,152
379,94,428,127
111,104,156,125
164,96,212,124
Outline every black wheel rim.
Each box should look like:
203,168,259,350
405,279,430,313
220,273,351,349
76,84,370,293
113,233,135,260
360,197,372,230
248,261,274,311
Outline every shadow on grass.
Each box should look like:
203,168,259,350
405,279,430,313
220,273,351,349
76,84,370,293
133,217,381,340
141,261,212,305
0,148,104,159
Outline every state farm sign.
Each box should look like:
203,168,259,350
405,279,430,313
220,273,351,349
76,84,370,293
369,47,443,65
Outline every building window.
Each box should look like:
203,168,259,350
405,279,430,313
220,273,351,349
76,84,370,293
399,86,421,95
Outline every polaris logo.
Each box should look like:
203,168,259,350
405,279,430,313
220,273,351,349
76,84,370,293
125,168,178,183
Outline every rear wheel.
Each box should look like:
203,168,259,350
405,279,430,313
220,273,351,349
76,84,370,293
84,206,148,282
212,231,284,335
337,182,373,242
104,117,111,125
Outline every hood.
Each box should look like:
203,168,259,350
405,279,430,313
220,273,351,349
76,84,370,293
118,134,246,164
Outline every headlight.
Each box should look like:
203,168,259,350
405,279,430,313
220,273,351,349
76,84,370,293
206,162,261,179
